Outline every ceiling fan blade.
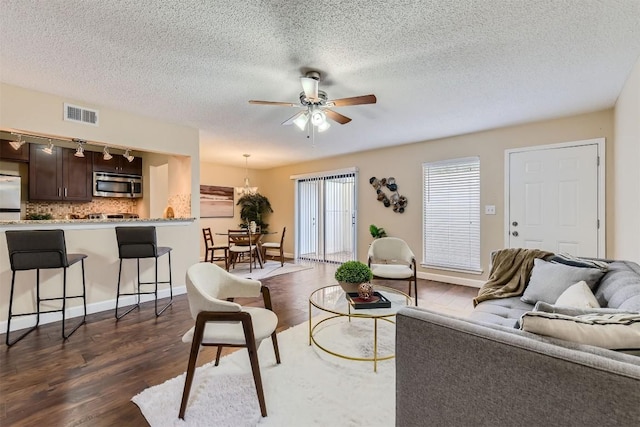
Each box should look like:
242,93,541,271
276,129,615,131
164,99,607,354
328,94,377,107
300,77,319,101
249,100,298,107
325,109,352,125
281,111,306,125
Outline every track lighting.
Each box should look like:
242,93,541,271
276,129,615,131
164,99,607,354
102,146,113,160
42,139,54,155
74,140,86,158
9,135,25,150
123,149,134,163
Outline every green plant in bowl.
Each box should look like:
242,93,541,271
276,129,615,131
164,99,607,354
335,260,373,293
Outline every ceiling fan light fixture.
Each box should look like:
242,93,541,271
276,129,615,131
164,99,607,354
42,139,54,155
318,121,331,132
293,112,309,131
311,109,326,126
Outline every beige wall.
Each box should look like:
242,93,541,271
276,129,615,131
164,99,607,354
258,110,615,285
613,55,640,261
198,163,270,256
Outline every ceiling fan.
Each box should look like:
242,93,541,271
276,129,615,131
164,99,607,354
249,71,377,132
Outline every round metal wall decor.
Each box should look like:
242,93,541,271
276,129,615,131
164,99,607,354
369,176,407,213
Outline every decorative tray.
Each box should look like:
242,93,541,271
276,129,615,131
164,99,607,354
346,292,392,309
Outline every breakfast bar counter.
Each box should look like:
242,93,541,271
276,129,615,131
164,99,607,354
0,217,199,336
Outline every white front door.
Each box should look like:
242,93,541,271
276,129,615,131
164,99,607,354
506,140,603,257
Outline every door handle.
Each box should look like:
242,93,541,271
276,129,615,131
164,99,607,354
64,188,68,197
512,231,519,237
512,221,518,227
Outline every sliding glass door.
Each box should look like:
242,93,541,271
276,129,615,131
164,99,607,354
295,170,357,263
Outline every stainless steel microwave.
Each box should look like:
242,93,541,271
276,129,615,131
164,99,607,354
93,172,142,198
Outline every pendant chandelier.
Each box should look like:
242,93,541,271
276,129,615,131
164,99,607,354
236,154,258,196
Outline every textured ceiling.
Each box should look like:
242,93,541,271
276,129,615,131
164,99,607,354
1,0,639,169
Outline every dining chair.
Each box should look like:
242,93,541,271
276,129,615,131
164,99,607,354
228,229,260,272
367,237,418,305
179,262,280,419
202,227,229,270
261,226,286,266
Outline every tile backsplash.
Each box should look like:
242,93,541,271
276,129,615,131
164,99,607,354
26,198,138,219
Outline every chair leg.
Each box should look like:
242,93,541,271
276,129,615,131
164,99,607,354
241,318,268,417
115,259,140,320
5,270,40,347
155,252,173,316
61,261,87,339
279,247,284,267
215,346,223,366
179,318,205,420
271,331,281,364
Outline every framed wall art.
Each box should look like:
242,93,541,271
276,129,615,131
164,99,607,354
200,185,234,218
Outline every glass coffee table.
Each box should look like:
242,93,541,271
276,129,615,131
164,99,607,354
308,284,412,372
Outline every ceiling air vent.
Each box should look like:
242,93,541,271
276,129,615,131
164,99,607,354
63,103,99,126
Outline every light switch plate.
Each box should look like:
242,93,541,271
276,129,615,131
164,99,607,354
485,205,496,215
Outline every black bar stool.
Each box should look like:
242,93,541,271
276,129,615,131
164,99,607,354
5,229,87,346
115,226,173,319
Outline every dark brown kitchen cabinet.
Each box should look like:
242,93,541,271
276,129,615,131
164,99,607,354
29,144,92,201
0,139,30,162
93,151,142,175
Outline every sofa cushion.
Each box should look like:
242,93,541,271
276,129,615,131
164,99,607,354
520,311,640,350
554,281,600,309
470,297,533,328
594,261,640,311
533,301,627,316
521,258,605,305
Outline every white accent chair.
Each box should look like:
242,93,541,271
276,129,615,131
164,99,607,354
367,237,418,305
179,263,280,420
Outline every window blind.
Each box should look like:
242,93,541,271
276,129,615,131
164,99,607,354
423,157,481,273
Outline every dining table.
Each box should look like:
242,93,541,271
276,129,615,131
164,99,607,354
216,230,277,269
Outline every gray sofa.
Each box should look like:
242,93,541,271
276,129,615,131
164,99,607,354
395,259,640,426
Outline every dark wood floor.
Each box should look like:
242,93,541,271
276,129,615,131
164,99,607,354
0,262,477,426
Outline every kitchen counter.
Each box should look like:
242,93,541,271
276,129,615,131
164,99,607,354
0,217,196,230
0,217,199,334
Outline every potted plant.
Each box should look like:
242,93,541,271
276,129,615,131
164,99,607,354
236,192,273,232
369,224,387,239
335,260,373,293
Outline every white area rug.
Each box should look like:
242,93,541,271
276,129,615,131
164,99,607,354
228,260,313,280
132,316,395,426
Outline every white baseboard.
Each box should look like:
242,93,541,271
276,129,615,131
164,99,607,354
417,271,484,288
0,286,186,334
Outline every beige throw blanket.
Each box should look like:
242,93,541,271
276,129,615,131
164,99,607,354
473,248,553,307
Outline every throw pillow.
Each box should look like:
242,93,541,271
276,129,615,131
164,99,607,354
521,258,605,305
554,281,600,309
548,252,609,271
520,311,640,350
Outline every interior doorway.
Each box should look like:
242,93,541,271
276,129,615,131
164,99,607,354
505,138,605,257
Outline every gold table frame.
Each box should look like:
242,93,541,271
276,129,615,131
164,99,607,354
308,284,411,372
